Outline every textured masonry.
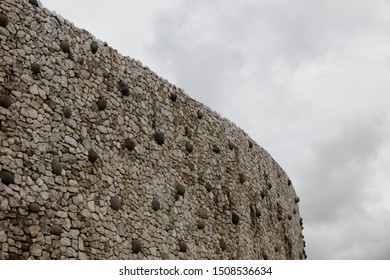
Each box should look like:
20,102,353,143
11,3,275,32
0,0,306,260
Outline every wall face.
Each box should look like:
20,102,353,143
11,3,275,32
0,0,305,260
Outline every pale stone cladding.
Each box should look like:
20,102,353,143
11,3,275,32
0,0,305,259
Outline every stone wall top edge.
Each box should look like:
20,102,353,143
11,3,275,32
1,0,290,179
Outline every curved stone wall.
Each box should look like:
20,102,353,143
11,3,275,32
0,0,306,260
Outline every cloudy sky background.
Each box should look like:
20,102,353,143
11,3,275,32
40,0,390,259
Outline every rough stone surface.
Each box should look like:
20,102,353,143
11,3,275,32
0,0,304,260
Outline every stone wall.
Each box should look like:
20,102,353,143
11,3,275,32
0,0,306,260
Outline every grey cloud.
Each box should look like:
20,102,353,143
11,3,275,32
301,113,388,225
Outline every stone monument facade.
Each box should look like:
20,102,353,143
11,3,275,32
0,0,306,260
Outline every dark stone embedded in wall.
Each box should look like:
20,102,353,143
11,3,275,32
51,159,63,175
197,221,206,230
232,212,240,225
185,142,193,153
96,97,107,110
239,173,246,184
31,63,41,74
28,203,41,213
132,239,142,254
50,225,63,236
155,132,165,145
0,14,8,27
0,0,304,260
90,41,99,54
0,95,12,108
0,170,14,185
60,40,71,53
205,182,212,192
170,92,177,102
63,107,72,118
220,239,227,251
178,240,187,252
29,0,39,7
88,149,99,163
110,197,121,210
176,183,185,196
125,138,136,151
212,145,221,153
151,198,160,211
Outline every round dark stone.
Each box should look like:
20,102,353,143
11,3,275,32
228,141,234,150
96,98,107,110
29,0,39,7
125,138,136,151
295,197,300,203
239,173,246,184
51,159,63,175
155,132,165,145
21,243,30,251
205,182,212,192
267,182,272,189
88,149,98,163
110,197,121,211
50,225,63,236
170,92,177,102
0,95,12,108
232,212,240,225
60,41,71,53
90,42,99,54
287,179,292,186
28,203,41,213
212,145,220,153
248,140,253,148
0,170,14,185
176,183,185,196
132,239,142,253
185,143,193,153
197,221,205,230
219,239,227,251
31,63,41,74
119,84,130,96
178,240,187,252
152,198,160,211
63,107,72,118
196,110,203,119
0,14,9,27
288,214,292,220
256,208,261,217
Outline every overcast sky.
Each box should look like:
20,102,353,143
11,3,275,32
40,0,390,260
